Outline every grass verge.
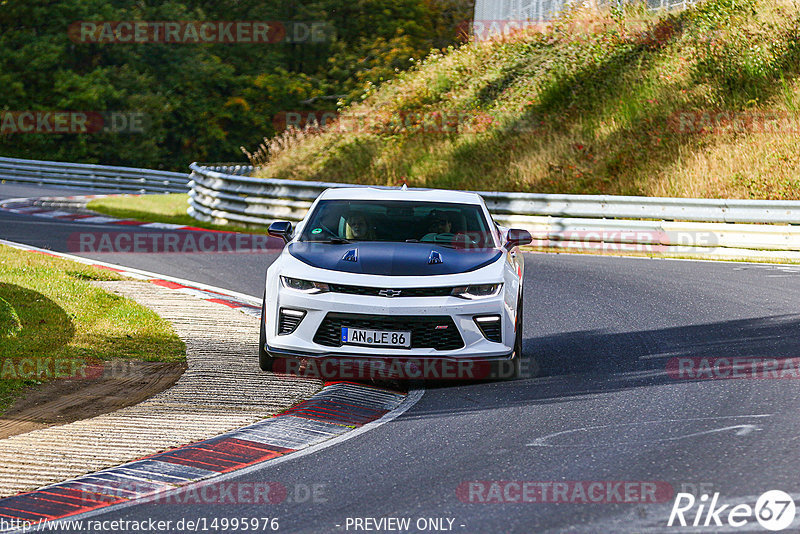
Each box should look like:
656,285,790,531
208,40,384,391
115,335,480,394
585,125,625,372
0,244,185,413
86,194,269,234
250,0,800,199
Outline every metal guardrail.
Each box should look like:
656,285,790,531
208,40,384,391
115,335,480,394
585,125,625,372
188,163,354,226
2,156,797,257
189,163,800,226
478,192,800,225
0,156,189,194
187,163,800,255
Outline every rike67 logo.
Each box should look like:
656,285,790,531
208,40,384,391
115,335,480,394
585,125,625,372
668,490,796,531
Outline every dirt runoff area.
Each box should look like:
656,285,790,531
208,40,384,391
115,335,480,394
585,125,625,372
0,359,185,438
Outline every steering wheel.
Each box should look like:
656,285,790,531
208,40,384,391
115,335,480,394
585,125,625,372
432,232,455,243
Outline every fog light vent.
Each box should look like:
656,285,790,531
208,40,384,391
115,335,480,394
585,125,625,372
474,315,502,343
278,308,306,335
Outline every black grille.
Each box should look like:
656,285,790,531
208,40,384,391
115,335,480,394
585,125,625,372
314,313,464,350
278,309,305,335
474,316,502,343
327,284,453,298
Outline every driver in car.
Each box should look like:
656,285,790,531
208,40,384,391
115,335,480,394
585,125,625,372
345,213,375,240
421,211,452,241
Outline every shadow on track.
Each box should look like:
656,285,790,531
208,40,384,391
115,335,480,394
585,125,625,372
417,313,800,411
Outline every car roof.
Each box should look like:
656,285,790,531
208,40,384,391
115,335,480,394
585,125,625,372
317,186,485,205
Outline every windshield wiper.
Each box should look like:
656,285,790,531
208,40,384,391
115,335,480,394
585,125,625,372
310,237,351,244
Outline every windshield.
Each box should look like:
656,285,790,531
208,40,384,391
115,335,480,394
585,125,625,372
299,199,494,248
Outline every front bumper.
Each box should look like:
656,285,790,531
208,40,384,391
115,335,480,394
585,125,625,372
263,344,516,381
265,343,515,362
266,288,515,360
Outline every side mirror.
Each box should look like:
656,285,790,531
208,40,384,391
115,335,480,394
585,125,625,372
268,221,293,243
505,228,532,249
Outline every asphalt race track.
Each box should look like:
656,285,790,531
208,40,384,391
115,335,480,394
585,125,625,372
2,183,800,533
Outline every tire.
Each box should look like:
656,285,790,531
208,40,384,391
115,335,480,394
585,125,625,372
507,293,524,380
517,291,540,380
259,291,275,372
507,290,539,380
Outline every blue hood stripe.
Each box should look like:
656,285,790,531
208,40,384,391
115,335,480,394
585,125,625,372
288,242,501,276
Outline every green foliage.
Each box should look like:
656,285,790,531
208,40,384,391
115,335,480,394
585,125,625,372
0,0,473,169
253,0,800,200
0,296,21,339
689,0,800,105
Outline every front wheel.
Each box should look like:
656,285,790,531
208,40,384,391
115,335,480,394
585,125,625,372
259,291,275,372
507,296,523,380
507,291,538,380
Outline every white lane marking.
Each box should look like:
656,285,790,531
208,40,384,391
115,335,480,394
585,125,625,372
733,265,800,272
39,211,79,218
75,216,119,224
527,414,772,447
0,197,37,207
139,222,187,229
35,388,425,529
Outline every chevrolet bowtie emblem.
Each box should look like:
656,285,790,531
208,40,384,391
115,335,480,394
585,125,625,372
378,289,402,298
428,250,443,264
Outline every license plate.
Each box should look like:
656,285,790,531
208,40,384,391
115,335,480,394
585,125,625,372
341,327,411,348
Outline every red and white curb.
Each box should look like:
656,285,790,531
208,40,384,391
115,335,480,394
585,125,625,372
0,238,421,531
0,382,419,531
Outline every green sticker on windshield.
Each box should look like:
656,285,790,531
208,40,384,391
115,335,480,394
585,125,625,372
312,228,322,234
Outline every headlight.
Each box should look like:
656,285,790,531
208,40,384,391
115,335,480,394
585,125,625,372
280,276,330,294
451,283,502,299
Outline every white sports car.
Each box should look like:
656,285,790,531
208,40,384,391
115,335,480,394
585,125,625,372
260,187,533,380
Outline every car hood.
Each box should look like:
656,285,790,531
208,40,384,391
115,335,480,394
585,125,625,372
287,241,502,276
